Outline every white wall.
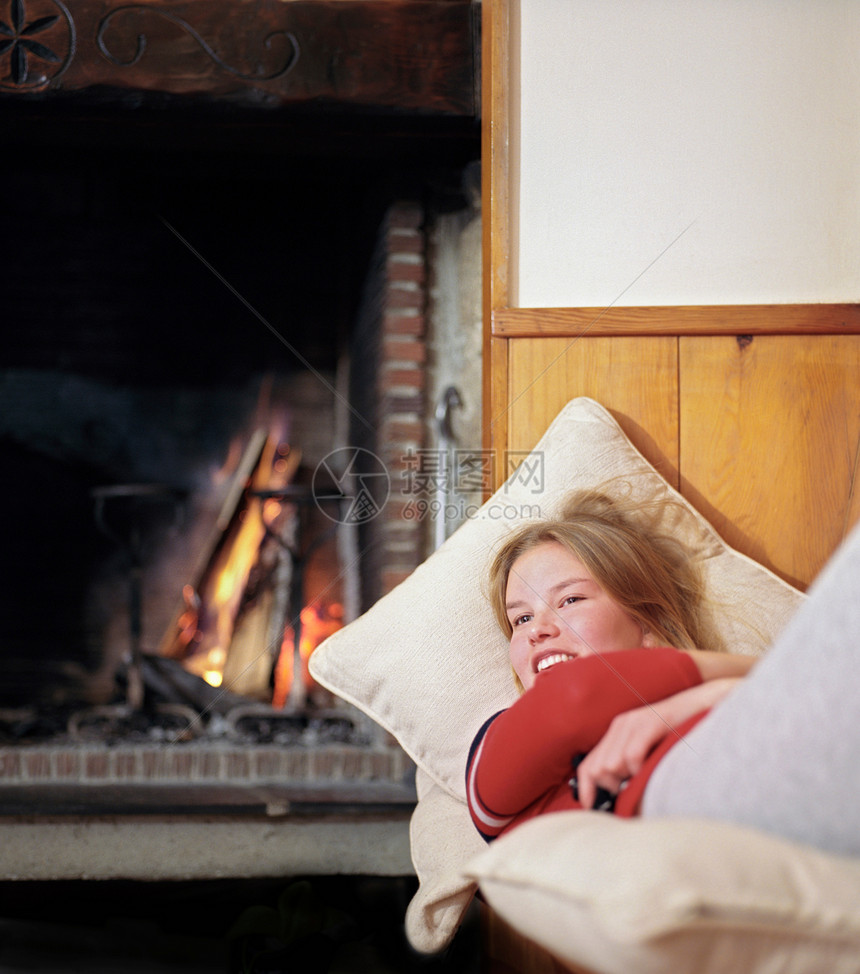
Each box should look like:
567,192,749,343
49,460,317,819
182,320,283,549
515,0,860,308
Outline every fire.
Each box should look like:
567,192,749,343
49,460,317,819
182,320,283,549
186,500,268,689
163,423,342,707
273,602,343,708
180,434,286,692
201,646,227,687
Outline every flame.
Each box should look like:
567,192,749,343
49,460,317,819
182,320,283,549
182,438,282,688
200,646,227,688
272,602,343,708
173,585,202,652
189,501,267,686
170,425,339,705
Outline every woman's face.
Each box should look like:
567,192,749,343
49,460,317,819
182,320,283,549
505,540,647,690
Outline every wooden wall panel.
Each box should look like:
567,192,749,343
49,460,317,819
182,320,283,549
485,337,511,487
492,303,860,337
504,336,680,487
679,335,860,589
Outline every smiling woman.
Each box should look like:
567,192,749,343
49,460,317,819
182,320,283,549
466,489,757,840
503,542,647,691
487,490,722,672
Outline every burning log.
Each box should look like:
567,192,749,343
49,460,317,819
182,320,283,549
158,428,270,664
220,562,282,700
139,653,247,716
156,429,344,708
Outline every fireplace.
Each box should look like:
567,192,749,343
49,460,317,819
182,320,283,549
0,0,481,889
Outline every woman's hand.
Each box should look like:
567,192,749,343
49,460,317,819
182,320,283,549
574,677,744,810
574,705,675,809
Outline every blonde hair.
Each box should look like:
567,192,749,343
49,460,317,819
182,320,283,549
488,489,720,653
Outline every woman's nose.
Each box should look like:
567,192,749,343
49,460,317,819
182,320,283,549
528,609,559,641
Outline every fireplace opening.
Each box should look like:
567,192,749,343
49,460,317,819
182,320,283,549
0,111,480,755
0,17,483,966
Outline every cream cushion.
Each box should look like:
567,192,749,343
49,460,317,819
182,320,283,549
466,812,860,974
405,767,489,951
309,397,804,952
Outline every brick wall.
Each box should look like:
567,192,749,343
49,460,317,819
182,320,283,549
350,201,429,610
378,203,429,595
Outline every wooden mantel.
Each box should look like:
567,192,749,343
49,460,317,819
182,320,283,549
0,0,479,116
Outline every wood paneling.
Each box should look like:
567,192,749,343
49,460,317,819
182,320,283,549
679,335,860,589
505,336,680,488
493,304,860,338
485,336,511,484
482,0,512,312
482,0,513,459
495,332,860,589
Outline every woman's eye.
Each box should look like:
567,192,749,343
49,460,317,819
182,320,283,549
562,595,582,606
512,613,532,627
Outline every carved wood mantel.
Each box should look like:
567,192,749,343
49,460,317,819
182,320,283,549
0,0,479,115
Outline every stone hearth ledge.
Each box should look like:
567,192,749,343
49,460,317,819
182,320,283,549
0,740,417,879
0,813,413,880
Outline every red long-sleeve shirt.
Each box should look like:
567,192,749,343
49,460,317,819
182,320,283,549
465,647,704,841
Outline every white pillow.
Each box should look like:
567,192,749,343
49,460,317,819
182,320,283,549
466,812,860,974
404,767,488,954
309,397,804,951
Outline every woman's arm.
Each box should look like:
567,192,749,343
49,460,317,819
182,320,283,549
574,674,744,810
466,647,701,835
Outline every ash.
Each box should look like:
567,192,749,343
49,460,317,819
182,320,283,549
0,648,374,749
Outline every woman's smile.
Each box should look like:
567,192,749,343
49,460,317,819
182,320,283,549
505,541,647,690
534,651,578,674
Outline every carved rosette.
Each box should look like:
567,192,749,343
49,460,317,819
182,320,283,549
0,0,74,90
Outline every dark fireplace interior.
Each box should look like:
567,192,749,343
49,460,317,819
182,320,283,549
0,107,478,726
3,133,340,712
0,116,481,971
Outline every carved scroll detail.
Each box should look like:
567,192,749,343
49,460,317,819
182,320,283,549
96,5,299,82
0,0,75,90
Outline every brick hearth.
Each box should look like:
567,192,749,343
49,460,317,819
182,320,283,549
0,741,412,795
